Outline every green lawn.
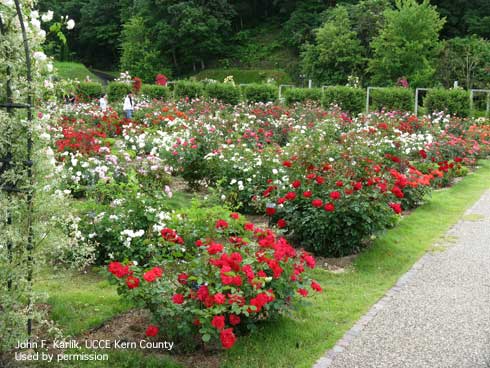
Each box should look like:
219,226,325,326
54,62,101,82
34,269,132,337
36,161,490,367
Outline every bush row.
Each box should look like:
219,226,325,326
78,80,475,117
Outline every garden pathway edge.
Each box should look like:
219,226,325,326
313,190,490,368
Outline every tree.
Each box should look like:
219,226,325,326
368,0,445,87
78,0,122,68
120,17,170,82
349,0,390,56
437,36,490,89
300,6,365,86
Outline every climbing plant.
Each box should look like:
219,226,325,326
0,0,72,358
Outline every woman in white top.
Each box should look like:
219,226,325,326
123,92,134,119
99,94,108,112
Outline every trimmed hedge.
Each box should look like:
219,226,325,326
424,88,470,117
107,82,132,103
322,86,366,114
76,82,103,101
241,83,277,103
370,87,413,112
205,82,241,105
174,81,204,99
140,84,171,100
284,88,322,105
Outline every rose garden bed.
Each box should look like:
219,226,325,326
21,96,490,367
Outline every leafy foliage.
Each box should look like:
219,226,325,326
322,86,366,114
424,89,471,117
368,0,445,87
301,6,365,85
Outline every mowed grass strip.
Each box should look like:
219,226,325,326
221,160,490,368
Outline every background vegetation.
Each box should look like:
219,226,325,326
38,0,490,88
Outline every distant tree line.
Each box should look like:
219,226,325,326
38,0,490,88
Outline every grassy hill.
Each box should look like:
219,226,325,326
54,61,101,82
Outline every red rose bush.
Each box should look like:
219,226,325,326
107,214,321,350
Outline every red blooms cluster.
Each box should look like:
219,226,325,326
108,216,321,351
160,228,184,244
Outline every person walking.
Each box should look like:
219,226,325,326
123,91,134,119
99,94,108,112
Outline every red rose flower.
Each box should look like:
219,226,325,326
197,285,209,301
229,314,241,326
311,280,322,292
145,325,159,337
419,149,428,159
214,293,226,305
266,207,276,216
282,160,292,167
292,180,301,188
195,239,204,247
244,222,254,231
353,182,363,191
220,328,237,349
315,176,325,184
324,202,335,212
207,242,224,255
285,192,296,200
389,202,402,214
311,199,323,208
454,157,463,163
335,180,344,187
178,273,188,284
108,262,129,278
126,276,140,289
230,212,240,219
303,190,312,198
329,191,341,200
391,186,404,199
212,315,226,330
277,219,287,228
143,270,158,282
172,293,185,304
297,288,308,297
277,197,286,204
215,219,229,230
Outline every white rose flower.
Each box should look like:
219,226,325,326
33,51,47,61
41,10,54,22
66,19,75,30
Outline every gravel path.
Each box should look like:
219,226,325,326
314,190,490,368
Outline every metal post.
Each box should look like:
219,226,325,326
470,90,474,117
366,87,372,114
415,88,429,116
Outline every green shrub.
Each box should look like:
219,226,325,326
107,82,132,103
322,86,366,114
284,88,322,105
204,83,241,105
424,88,470,117
241,83,278,103
370,87,413,112
174,81,204,99
140,84,171,100
76,82,103,101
